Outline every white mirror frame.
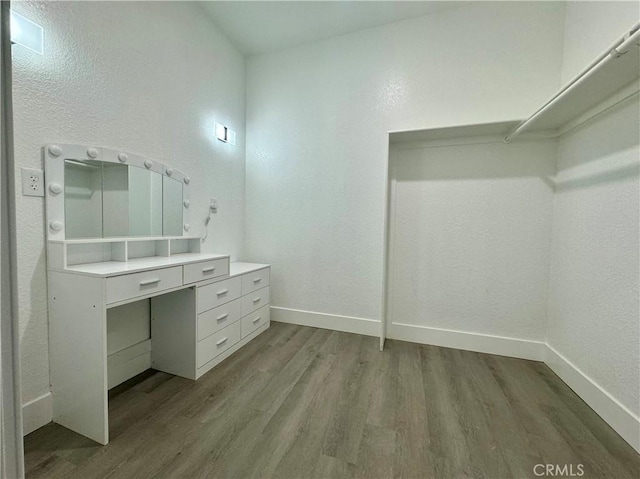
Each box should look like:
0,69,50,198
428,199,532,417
44,144,191,240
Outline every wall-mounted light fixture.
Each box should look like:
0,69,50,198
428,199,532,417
10,10,43,54
215,122,236,145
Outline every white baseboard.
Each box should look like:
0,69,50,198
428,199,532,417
545,344,640,453
388,322,546,361
270,306,379,337
22,392,52,436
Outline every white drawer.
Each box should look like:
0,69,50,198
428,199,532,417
241,268,270,295
184,258,229,285
197,321,241,367
241,286,270,316
197,276,241,313
241,305,270,339
106,266,182,304
197,298,241,341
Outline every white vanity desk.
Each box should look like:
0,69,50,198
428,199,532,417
44,145,270,445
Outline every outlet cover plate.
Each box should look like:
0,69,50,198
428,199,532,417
21,167,44,197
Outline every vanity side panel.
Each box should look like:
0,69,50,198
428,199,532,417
150,287,197,380
48,271,108,445
46,242,66,270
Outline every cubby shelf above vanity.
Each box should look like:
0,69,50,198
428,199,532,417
47,235,209,275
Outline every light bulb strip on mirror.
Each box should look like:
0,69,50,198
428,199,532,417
44,144,192,240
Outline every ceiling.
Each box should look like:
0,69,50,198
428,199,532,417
200,1,470,56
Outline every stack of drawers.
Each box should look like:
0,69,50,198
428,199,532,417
195,263,270,374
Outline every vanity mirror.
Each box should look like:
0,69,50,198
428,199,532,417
64,159,169,238
45,144,191,240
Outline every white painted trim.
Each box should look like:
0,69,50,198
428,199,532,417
388,322,545,361
22,392,52,436
392,135,508,151
271,306,379,337
545,344,640,453
379,134,391,351
381,145,399,352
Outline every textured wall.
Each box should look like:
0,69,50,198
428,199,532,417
547,98,640,414
245,2,565,321
561,1,640,83
546,0,640,423
390,140,556,341
12,1,246,406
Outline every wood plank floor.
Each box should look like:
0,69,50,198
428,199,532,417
25,322,640,479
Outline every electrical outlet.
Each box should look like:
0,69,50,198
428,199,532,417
21,167,44,197
210,198,218,213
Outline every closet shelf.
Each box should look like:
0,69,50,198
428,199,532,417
389,24,639,146
505,23,640,142
389,120,522,144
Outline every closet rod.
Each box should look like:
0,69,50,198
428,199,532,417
504,22,640,143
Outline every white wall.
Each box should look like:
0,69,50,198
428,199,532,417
543,0,640,452
546,97,639,446
561,1,640,83
12,0,246,419
389,140,555,343
245,2,565,328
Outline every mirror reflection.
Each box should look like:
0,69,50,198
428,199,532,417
163,176,183,236
64,159,183,239
127,166,163,237
64,160,104,239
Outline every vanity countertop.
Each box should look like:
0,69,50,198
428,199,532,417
62,253,229,277
229,262,270,277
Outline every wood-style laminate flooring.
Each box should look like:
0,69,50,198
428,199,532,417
25,322,640,479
